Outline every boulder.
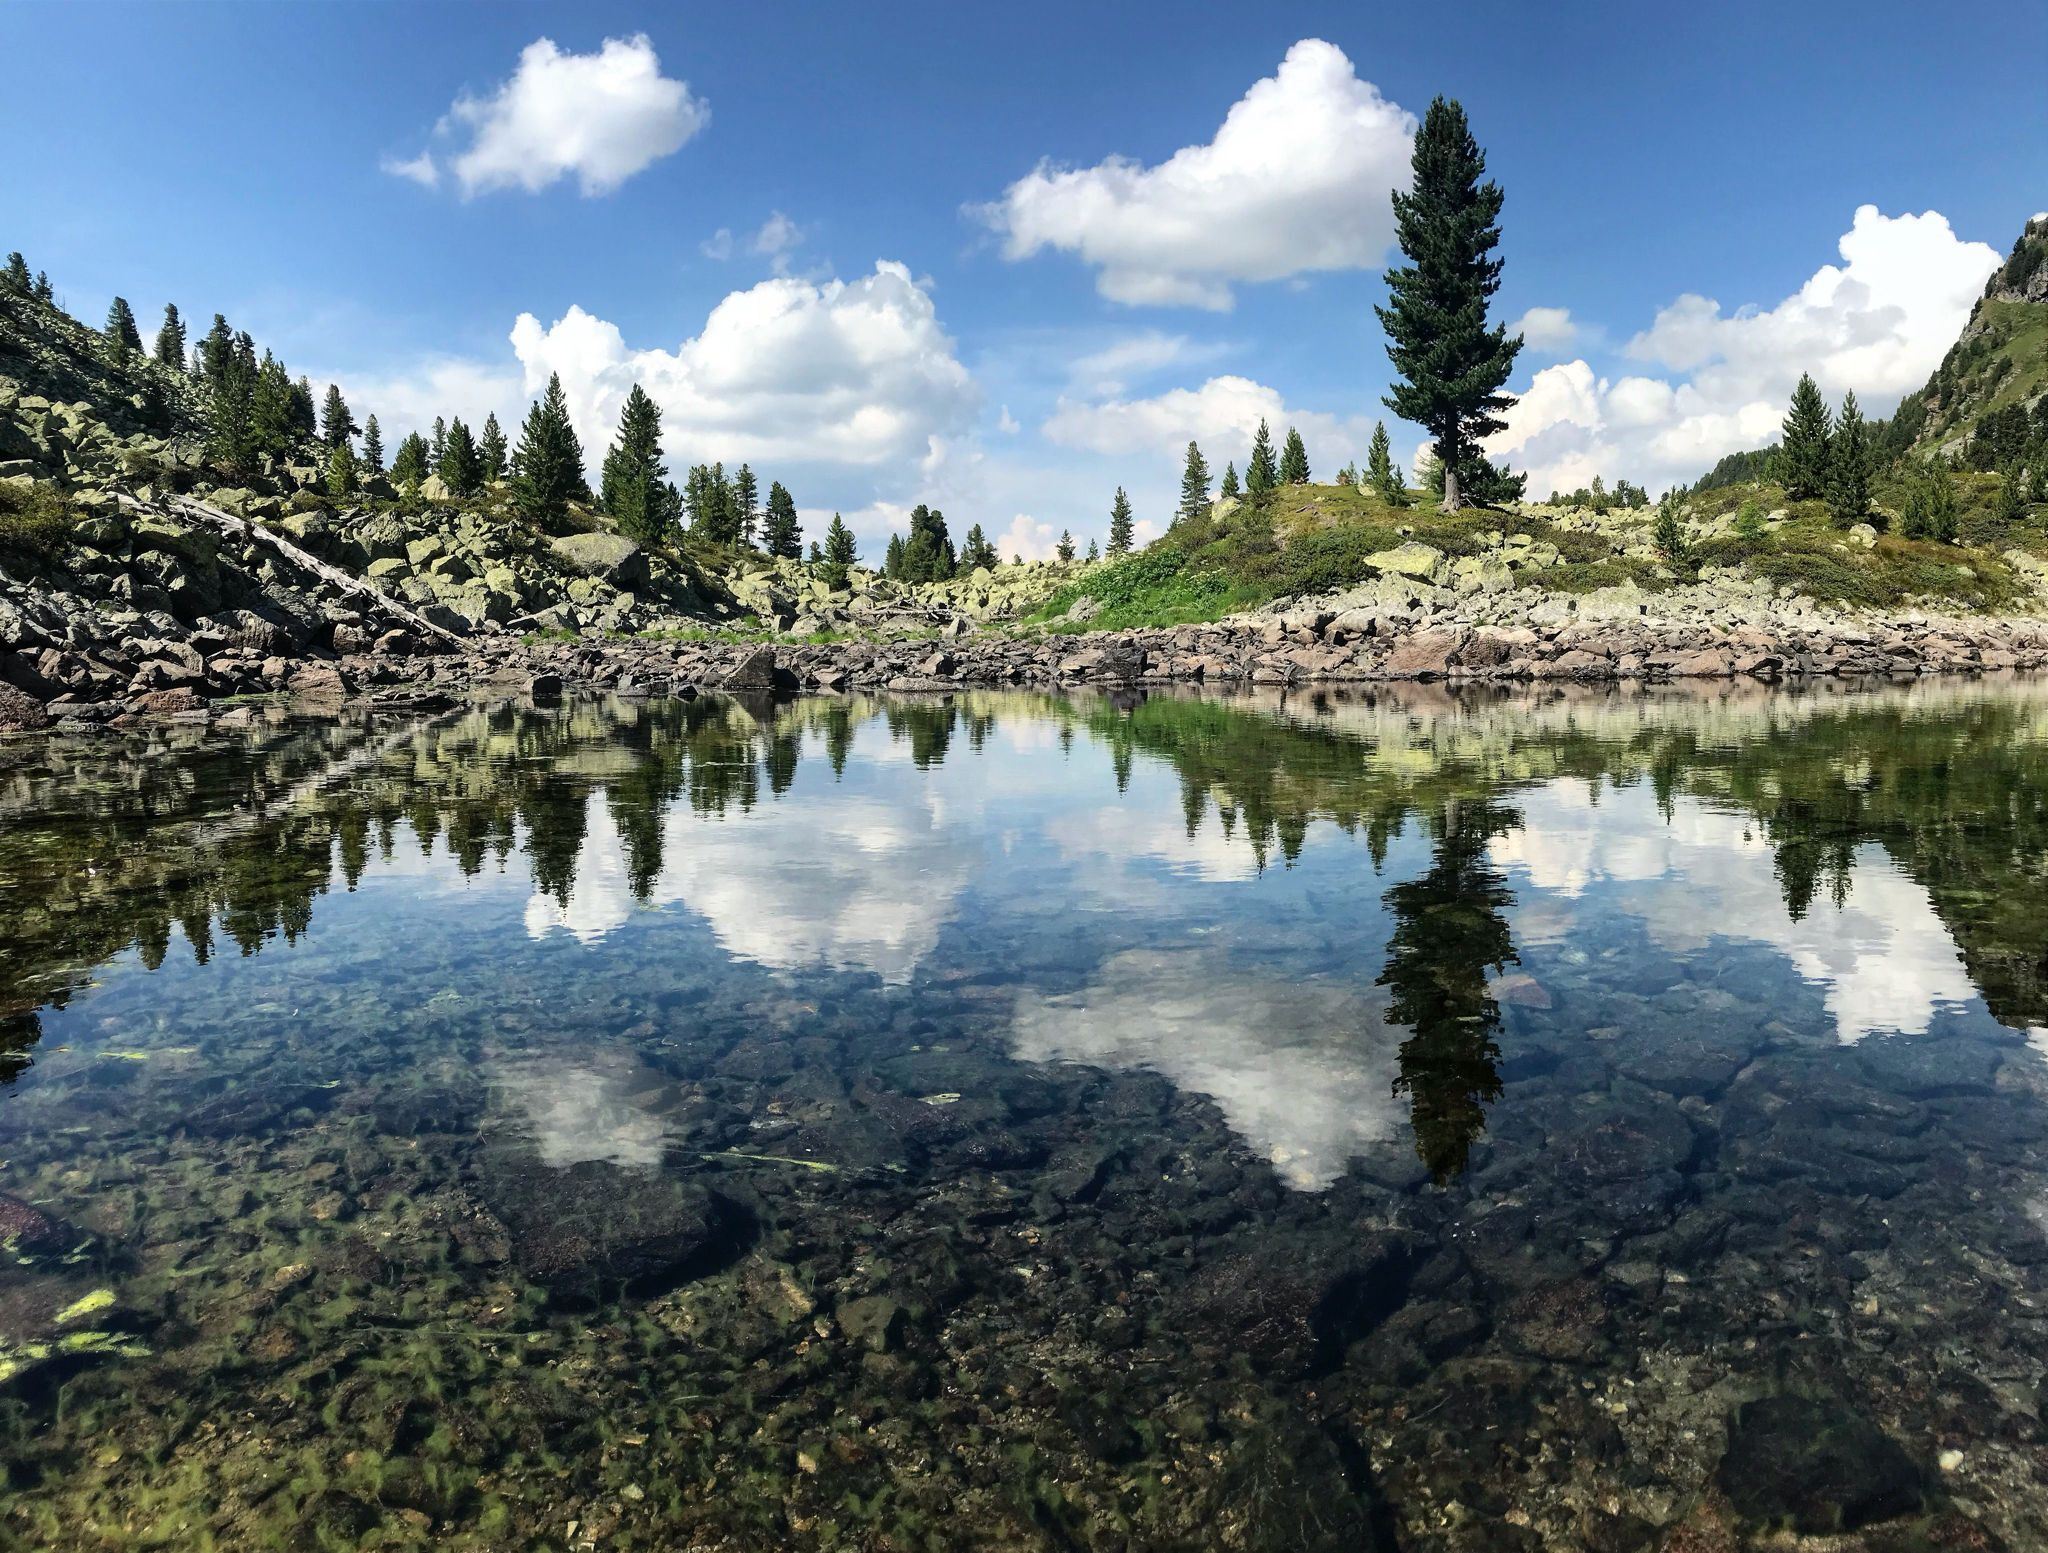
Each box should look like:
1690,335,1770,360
1364,541,1449,585
551,531,650,590
722,646,781,693
1718,1395,1924,1533
0,680,50,731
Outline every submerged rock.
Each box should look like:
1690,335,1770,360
1717,1394,1925,1533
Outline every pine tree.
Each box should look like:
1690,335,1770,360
361,414,384,474
821,512,859,587
1366,420,1399,503
1107,486,1135,554
479,413,507,483
1652,490,1688,561
1779,373,1833,501
290,375,317,439
320,384,357,449
1377,98,1522,511
899,504,955,580
762,480,802,558
199,314,234,387
960,523,998,571
1929,468,1960,542
1997,461,2028,524
1219,462,1240,500
510,373,588,525
391,432,430,496
32,272,51,303
430,417,447,472
1826,391,1871,528
153,304,186,369
326,440,358,500
1086,538,1099,561
600,385,674,541
250,353,297,459
884,533,905,578
1056,529,1076,562
1177,441,1211,524
1,253,28,294
441,418,482,497
1246,419,1278,496
103,296,142,360
733,464,759,547
206,353,258,473
1280,427,1310,484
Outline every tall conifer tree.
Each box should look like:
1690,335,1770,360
1246,419,1278,495
479,413,507,482
103,296,142,360
1177,441,1211,524
1219,461,1240,500
153,304,186,369
1279,427,1310,484
599,385,674,541
1107,487,1135,554
320,384,357,449
762,480,802,558
821,512,859,586
361,415,384,474
1826,392,1871,527
1377,99,1522,510
1780,373,1833,501
441,418,481,497
510,373,588,524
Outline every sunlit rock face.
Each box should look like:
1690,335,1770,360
1011,949,1406,1191
1493,781,1978,1042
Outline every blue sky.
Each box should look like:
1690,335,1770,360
5,1,2043,553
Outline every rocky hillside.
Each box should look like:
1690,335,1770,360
0,283,1084,724
1901,213,2047,462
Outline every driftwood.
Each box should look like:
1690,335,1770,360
133,494,468,650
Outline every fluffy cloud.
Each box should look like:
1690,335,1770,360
1067,331,1230,395
995,514,1065,562
508,260,979,471
1512,306,1578,352
1493,206,2000,496
328,356,526,449
750,211,804,264
1043,372,1374,469
977,39,1414,310
389,34,707,198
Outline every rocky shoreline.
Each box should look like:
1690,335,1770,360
10,587,2048,735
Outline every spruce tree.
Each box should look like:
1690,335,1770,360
899,504,955,580
430,417,447,472
290,375,317,439
205,354,258,474
1107,486,1135,554
1219,462,1240,500
762,481,802,558
1779,373,1833,501
510,373,588,525
821,512,859,586
103,296,142,360
2,253,28,293
361,415,384,474
1246,419,1278,495
320,384,357,449
250,354,297,459
1280,427,1310,484
391,432,430,496
32,272,52,303
884,533,905,578
600,385,672,541
1652,490,1688,561
1929,468,1960,542
1366,420,1398,503
1177,441,1211,524
153,304,186,369
1086,539,1099,561
1826,391,1871,528
479,413,507,482
1377,98,1523,510
441,418,482,497
733,464,759,547
326,441,358,500
199,314,234,387
1056,529,1076,562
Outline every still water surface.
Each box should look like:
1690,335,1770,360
4,681,2048,1550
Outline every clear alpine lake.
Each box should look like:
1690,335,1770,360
5,679,2048,1549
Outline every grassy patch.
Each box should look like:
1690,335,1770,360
0,480,76,557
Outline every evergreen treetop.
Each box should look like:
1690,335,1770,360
820,512,859,586
1246,419,1278,495
1826,391,1871,528
361,415,385,474
479,413,507,482
762,480,802,558
441,418,482,497
1219,461,1240,500
320,384,357,448
599,385,675,542
153,304,186,369
103,296,143,360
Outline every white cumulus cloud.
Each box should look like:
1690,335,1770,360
1043,372,1374,471
1493,205,2001,496
508,260,980,473
1512,306,1578,352
976,39,1414,310
391,34,708,198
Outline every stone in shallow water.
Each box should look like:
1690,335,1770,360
1717,1394,1924,1533
1183,1233,1411,1378
481,1159,747,1307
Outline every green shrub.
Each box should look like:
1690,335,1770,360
0,480,76,555
286,488,329,515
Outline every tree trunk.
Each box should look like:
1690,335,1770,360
1440,457,1461,513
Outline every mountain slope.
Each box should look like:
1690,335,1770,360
1898,213,2048,463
